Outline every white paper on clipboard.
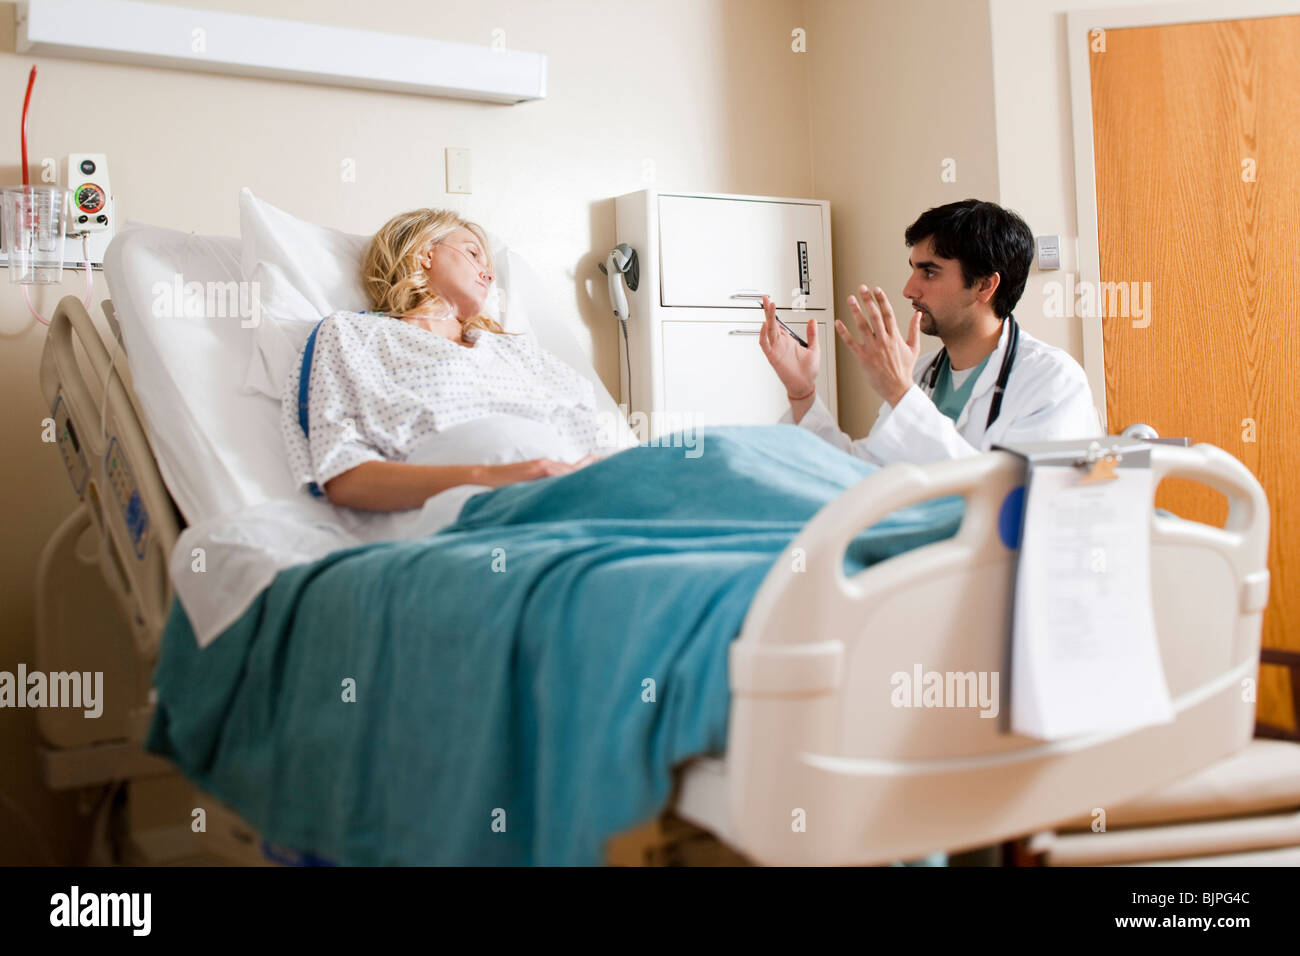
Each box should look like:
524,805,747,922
1010,464,1173,740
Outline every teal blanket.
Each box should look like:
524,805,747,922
146,426,963,865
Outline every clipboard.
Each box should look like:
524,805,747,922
992,436,1173,740
995,436,1153,483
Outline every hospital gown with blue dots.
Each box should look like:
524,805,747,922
280,310,606,495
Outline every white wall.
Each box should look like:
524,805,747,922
804,0,1000,438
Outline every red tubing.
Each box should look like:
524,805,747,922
21,65,36,186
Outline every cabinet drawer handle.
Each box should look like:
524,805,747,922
730,292,765,301
728,329,761,336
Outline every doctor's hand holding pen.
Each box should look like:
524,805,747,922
758,294,821,423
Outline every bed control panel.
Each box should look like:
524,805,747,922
52,394,89,496
105,436,149,560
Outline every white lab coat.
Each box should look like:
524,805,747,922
780,320,1102,466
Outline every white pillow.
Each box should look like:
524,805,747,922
238,187,520,398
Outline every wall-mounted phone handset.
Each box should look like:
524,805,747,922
598,244,639,406
598,243,639,319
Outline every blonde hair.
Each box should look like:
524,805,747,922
361,208,516,339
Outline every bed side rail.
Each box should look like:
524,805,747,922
38,294,180,662
736,443,1268,672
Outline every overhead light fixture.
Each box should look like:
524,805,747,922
16,0,547,104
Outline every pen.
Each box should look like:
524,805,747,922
730,292,810,348
761,301,809,348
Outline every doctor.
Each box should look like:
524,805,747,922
761,199,1101,466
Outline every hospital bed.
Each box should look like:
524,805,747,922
34,222,1275,866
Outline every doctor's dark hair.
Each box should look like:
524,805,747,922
904,200,1034,318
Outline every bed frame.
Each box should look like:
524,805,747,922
37,294,1271,866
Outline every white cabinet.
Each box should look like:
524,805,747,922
657,196,828,310
612,189,837,438
661,320,833,427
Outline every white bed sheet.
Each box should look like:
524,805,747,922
172,483,483,649
103,222,635,648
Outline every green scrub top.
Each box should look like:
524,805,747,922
931,352,993,424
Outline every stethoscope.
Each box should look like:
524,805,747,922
922,314,1020,429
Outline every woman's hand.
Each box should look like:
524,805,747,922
326,453,608,510
480,453,602,488
758,295,819,399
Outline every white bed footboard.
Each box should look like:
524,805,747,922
720,445,1269,866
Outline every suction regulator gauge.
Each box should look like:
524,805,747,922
75,183,105,214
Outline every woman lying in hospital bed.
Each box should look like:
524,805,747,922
281,207,621,515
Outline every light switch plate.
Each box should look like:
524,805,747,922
445,147,471,194
1035,235,1061,270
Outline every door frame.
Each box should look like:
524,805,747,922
1065,0,1300,433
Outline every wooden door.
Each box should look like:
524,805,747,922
1090,15,1300,734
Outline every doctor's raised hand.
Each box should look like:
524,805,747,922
758,294,819,403
838,285,922,407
